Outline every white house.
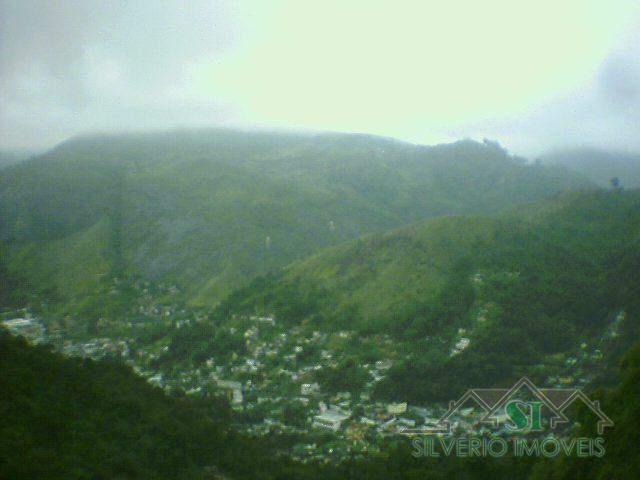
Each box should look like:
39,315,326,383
300,382,321,396
387,402,408,415
312,408,350,431
217,380,243,405
450,337,471,356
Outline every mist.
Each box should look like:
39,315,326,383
1,0,639,157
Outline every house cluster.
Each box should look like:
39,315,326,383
61,337,131,359
450,334,471,356
2,277,621,466
544,337,608,389
1,314,46,344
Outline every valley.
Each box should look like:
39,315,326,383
4,186,638,469
2,131,639,479
3,2,640,477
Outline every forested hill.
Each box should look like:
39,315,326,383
3,327,640,480
0,129,588,312
0,330,326,480
216,189,640,401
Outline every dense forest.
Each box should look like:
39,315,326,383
0,130,588,316
0,331,326,480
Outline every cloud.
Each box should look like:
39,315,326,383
597,50,640,109
0,0,241,148
0,0,639,156
447,22,640,156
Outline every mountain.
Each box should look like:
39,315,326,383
215,190,640,401
542,148,640,188
0,150,37,169
0,129,588,314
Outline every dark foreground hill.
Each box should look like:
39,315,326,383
0,129,587,314
0,330,330,480
3,328,639,480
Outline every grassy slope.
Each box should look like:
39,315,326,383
217,190,640,400
275,215,496,329
222,190,640,326
0,129,588,312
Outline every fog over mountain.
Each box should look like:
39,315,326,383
542,147,640,188
0,129,590,308
1,0,639,157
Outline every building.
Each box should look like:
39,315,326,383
2,318,46,344
301,382,321,396
387,402,408,415
148,373,164,387
313,408,350,432
257,316,275,326
375,360,392,371
450,337,471,356
217,380,243,405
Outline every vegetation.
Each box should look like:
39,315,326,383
3,327,640,479
3,131,639,478
217,190,640,401
0,331,332,479
0,130,588,320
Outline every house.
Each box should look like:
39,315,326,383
375,360,392,371
360,417,377,426
257,316,275,326
313,408,350,431
450,337,471,356
397,417,416,428
387,402,407,415
2,317,46,344
301,382,321,396
216,380,243,405
558,376,574,385
410,406,434,418
380,417,399,433
148,373,164,387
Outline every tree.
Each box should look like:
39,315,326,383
611,177,621,189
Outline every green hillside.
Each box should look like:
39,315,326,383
0,150,36,169
0,129,587,312
215,190,640,401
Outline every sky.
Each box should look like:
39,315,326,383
1,0,639,157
